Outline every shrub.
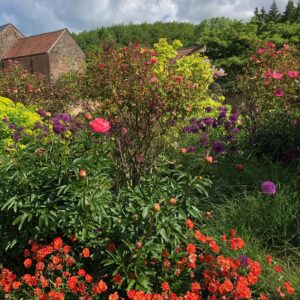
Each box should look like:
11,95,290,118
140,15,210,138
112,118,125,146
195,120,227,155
84,40,215,185
236,42,300,159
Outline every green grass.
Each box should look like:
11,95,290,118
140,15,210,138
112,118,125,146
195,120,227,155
200,155,300,297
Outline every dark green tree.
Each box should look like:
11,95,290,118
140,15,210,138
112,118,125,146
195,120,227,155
282,0,296,22
295,0,300,21
267,1,282,22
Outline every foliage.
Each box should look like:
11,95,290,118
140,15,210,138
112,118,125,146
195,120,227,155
0,112,113,257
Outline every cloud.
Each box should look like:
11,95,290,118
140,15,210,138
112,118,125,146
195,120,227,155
0,0,289,35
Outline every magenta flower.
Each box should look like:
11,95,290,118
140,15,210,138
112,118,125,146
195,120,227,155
275,89,284,97
288,71,298,78
261,181,276,195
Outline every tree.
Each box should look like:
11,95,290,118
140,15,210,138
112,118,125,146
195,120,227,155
267,1,282,23
295,0,300,22
282,0,296,22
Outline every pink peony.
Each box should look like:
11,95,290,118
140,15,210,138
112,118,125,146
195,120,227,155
90,118,111,133
288,71,298,78
275,89,284,97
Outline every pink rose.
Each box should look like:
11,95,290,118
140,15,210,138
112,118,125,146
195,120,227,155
90,118,111,133
275,89,284,97
288,71,298,78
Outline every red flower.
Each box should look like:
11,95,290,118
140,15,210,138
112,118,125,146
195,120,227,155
274,265,283,273
266,255,272,265
36,261,45,272
97,63,105,69
284,282,295,294
24,258,32,268
12,281,22,290
186,219,194,229
77,269,86,276
90,118,111,133
259,294,269,300
186,244,196,254
191,282,201,292
161,282,170,292
113,274,123,285
194,230,207,243
85,274,93,283
109,292,119,300
81,248,90,258
63,245,71,254
230,237,245,251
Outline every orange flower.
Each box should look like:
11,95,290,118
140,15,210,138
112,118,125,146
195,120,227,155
230,237,245,251
24,258,32,268
186,244,196,254
266,255,272,265
36,261,45,272
191,282,201,292
85,274,93,283
81,248,90,258
161,282,170,292
194,230,207,243
109,292,119,300
53,237,63,251
54,277,62,288
63,245,71,254
219,279,234,294
12,281,22,290
186,219,194,230
259,293,269,300
52,255,60,265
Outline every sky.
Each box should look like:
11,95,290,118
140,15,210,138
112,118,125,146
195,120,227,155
0,0,289,36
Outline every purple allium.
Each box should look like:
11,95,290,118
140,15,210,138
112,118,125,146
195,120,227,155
56,113,71,122
187,146,196,153
205,106,212,112
239,255,250,267
196,119,206,130
227,135,235,142
2,117,8,123
183,126,192,133
191,124,199,133
261,181,276,195
232,127,241,134
189,118,197,124
13,132,20,142
199,133,209,147
218,111,227,118
18,126,24,132
8,123,16,130
229,113,239,124
218,106,228,112
52,123,67,134
212,140,225,153
203,117,214,127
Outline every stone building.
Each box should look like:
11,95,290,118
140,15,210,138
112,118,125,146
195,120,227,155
0,24,85,80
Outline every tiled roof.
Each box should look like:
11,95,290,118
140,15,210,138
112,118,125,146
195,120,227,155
176,46,206,59
0,24,10,33
3,29,66,59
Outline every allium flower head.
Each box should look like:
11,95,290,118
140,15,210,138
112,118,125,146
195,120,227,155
212,140,225,153
261,181,276,195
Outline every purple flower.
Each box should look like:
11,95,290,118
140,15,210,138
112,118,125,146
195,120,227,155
35,121,43,129
37,109,47,118
261,181,276,195
56,113,71,122
205,106,212,112
191,124,199,133
187,146,196,153
239,255,250,266
13,132,20,142
52,123,67,134
229,113,239,124
183,126,192,133
203,117,214,127
218,111,226,118
199,133,209,147
2,117,8,123
212,140,225,153
8,123,16,130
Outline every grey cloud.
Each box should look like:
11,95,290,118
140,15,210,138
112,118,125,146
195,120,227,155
0,0,289,35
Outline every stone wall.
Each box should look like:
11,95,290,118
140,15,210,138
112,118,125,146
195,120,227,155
49,30,85,80
0,25,23,60
3,54,49,77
